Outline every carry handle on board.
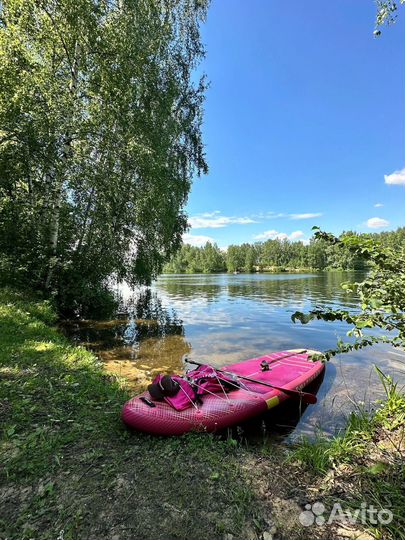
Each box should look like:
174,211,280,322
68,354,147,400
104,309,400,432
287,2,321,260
185,351,318,405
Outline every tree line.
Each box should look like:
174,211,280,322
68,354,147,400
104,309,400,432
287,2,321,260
163,227,405,274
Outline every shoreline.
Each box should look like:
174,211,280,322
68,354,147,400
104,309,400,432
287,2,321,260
0,287,403,540
160,268,367,275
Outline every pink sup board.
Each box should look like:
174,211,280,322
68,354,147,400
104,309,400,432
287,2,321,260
122,350,324,436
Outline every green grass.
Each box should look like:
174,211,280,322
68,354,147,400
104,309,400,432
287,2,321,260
289,372,405,540
290,408,375,474
2,286,405,540
374,367,405,430
0,288,262,540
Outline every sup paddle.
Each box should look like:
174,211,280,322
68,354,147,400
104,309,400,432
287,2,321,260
186,353,318,405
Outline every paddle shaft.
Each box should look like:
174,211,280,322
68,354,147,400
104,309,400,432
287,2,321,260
187,351,318,405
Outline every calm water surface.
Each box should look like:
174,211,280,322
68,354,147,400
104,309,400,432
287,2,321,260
65,272,405,442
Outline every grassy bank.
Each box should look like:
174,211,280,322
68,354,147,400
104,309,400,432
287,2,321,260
0,288,263,540
1,288,404,540
287,377,405,539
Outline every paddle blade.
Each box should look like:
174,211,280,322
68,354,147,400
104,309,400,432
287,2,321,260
297,391,317,404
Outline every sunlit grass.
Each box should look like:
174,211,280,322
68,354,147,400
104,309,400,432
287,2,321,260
289,371,405,540
0,287,259,540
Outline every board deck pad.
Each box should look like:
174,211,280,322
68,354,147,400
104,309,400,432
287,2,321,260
122,350,325,435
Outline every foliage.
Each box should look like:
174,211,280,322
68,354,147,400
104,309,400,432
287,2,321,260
292,228,405,360
374,0,405,35
163,242,226,273
0,0,208,314
226,244,250,273
163,226,405,274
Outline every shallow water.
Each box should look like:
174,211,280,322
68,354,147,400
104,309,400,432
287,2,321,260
64,272,405,442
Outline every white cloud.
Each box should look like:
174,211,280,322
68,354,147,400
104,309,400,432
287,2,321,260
366,217,389,229
182,233,215,247
289,213,323,220
189,214,256,229
374,203,384,208
254,229,279,240
384,167,405,185
290,230,305,240
254,229,305,241
200,211,221,217
188,210,324,228
254,230,279,241
252,211,286,219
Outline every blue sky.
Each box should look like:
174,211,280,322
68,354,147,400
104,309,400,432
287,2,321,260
185,0,405,248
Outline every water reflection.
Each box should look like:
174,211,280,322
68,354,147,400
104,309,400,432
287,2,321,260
64,271,405,440
156,271,362,309
152,272,405,439
223,368,327,444
63,290,190,387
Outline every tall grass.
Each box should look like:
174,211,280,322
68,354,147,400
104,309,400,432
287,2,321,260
290,366,405,540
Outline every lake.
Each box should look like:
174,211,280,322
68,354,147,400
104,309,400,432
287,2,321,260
64,272,405,442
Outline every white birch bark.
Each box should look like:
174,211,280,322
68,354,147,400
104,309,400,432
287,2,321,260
45,42,79,289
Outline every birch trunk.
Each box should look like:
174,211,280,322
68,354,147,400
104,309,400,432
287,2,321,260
44,176,63,289
45,42,79,290
74,186,96,256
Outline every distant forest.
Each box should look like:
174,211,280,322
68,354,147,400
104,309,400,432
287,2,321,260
163,227,405,274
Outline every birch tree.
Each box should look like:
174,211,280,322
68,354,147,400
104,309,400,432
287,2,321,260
0,0,208,313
